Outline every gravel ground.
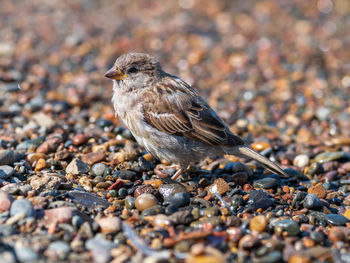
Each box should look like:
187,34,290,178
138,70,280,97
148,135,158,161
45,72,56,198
0,0,350,262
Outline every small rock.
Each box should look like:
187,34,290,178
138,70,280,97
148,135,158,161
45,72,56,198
164,192,190,208
0,150,15,165
30,175,63,192
314,151,346,163
288,254,310,263
0,165,14,179
10,199,36,218
253,177,277,189
66,158,89,175
293,154,310,167
343,209,350,220
81,151,105,166
125,196,136,210
33,112,55,129
86,235,117,263
308,184,327,199
96,216,121,233
250,215,267,233
329,227,346,242
91,163,108,177
274,219,300,236
209,178,229,195
0,190,14,212
134,184,154,198
115,170,137,180
73,134,89,146
158,183,187,200
34,158,46,171
303,194,323,210
324,214,349,226
251,141,271,151
135,193,158,211
15,247,39,262
44,207,77,224
45,241,70,260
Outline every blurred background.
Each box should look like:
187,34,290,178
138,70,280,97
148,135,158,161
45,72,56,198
1,0,349,143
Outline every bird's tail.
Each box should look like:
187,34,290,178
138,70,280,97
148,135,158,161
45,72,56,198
229,145,290,178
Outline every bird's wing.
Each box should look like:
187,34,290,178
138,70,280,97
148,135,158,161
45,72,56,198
142,76,244,146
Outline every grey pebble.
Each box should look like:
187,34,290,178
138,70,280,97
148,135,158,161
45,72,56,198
253,177,277,189
324,214,349,226
0,150,15,165
10,199,36,218
0,165,14,179
15,247,39,263
47,241,71,260
274,219,300,236
303,194,324,210
91,163,108,177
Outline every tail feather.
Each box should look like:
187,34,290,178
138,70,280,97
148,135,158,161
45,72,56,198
231,145,289,178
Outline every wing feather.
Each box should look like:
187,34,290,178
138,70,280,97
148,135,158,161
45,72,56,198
142,75,244,146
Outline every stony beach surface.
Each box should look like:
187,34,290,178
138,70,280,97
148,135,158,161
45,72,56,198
0,0,350,262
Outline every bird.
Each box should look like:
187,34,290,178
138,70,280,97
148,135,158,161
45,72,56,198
105,52,289,179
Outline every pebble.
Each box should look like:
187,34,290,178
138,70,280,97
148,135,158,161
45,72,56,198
96,216,121,233
91,163,108,177
288,254,310,263
343,209,350,220
253,177,277,189
251,141,271,151
329,227,346,242
125,196,136,210
250,215,267,233
209,178,230,195
273,219,300,236
314,151,346,163
46,241,71,260
0,190,14,212
303,194,323,210
66,159,89,175
0,165,14,179
158,183,188,200
72,134,89,146
30,175,63,191
86,235,116,263
164,192,190,208
10,199,36,218
15,247,39,262
115,170,137,180
44,207,77,224
135,193,158,211
307,184,327,199
293,154,310,167
0,150,15,165
81,151,105,166
324,214,349,226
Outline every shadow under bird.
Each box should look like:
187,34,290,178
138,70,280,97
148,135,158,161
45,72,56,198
105,52,289,179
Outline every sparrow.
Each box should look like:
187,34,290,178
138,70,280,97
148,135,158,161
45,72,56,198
105,53,289,179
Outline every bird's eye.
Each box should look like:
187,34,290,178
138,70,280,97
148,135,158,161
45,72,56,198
128,67,138,74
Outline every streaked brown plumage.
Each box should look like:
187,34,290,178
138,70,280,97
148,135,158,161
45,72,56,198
105,53,289,178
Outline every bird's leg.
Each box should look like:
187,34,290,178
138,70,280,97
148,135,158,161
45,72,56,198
171,167,185,180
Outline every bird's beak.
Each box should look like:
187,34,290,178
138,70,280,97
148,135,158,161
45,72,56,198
104,67,127,80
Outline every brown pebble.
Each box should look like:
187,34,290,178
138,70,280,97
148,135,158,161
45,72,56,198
96,216,121,233
308,184,327,199
0,190,14,212
250,215,267,233
135,193,158,211
302,237,315,248
251,141,271,151
26,153,46,166
34,158,47,171
81,151,105,166
73,134,89,146
134,184,154,198
209,178,229,195
288,254,310,263
329,227,345,242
